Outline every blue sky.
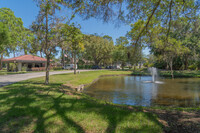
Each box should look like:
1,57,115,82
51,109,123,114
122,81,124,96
0,0,149,56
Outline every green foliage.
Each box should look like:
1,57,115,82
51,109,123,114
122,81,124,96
0,8,25,56
62,23,84,52
0,22,10,52
113,36,129,69
20,28,34,54
84,34,114,65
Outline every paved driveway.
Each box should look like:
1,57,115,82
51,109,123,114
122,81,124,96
0,70,93,87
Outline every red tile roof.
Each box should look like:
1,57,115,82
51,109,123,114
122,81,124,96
2,55,47,62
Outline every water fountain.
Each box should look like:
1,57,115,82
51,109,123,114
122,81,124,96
144,67,164,84
148,67,158,82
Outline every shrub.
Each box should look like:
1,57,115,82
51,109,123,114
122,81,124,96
22,67,27,71
78,65,92,69
31,67,46,71
188,64,197,70
9,63,17,72
143,62,149,67
53,67,63,70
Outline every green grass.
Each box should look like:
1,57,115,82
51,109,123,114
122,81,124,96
0,70,163,133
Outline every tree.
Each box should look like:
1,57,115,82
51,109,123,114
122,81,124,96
0,22,10,69
145,23,190,77
19,28,34,55
113,36,129,70
103,35,113,42
84,35,114,66
73,0,199,46
126,21,145,70
34,0,67,84
0,8,24,69
61,23,84,74
171,17,200,70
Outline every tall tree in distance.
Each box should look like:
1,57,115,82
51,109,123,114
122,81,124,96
113,36,129,70
84,34,114,66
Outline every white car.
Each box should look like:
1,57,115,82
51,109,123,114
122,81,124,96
64,64,77,70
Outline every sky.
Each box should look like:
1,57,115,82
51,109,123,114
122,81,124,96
0,0,149,57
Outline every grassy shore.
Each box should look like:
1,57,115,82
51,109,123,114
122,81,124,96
131,69,200,78
0,70,163,133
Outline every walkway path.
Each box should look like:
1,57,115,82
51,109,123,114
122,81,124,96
0,70,94,87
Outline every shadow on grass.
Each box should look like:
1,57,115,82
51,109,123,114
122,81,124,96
0,80,163,133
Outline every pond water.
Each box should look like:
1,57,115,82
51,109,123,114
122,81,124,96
84,76,200,107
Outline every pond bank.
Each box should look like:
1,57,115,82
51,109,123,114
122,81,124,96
61,70,200,132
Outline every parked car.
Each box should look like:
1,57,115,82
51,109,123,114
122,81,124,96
113,65,121,69
106,66,114,69
91,65,101,69
64,64,77,70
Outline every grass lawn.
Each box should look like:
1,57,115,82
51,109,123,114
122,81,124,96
0,69,69,75
0,69,28,75
0,70,163,133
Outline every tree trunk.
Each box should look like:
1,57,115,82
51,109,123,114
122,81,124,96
134,64,136,71
24,49,27,55
170,59,174,78
166,63,169,70
139,62,142,69
94,60,100,66
122,65,124,70
61,48,65,68
74,50,76,74
45,9,49,84
121,62,125,70
45,54,50,84
184,55,188,70
40,50,43,58
0,53,3,70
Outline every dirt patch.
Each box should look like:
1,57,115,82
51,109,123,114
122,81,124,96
144,109,200,133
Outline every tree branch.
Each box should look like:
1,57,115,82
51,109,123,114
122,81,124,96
134,0,161,46
166,0,173,43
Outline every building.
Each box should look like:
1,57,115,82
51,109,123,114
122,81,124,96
2,55,47,71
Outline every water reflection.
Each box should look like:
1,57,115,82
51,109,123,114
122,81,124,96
84,76,200,107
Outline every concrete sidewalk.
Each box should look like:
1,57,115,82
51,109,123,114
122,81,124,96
0,70,93,87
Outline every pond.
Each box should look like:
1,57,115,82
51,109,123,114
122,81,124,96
84,76,200,107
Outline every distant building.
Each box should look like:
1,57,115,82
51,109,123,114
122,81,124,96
2,55,48,71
